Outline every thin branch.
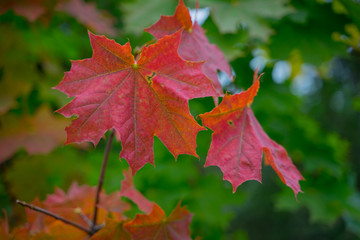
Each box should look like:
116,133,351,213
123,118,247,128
91,128,115,232
16,200,92,235
94,223,105,232
75,207,92,227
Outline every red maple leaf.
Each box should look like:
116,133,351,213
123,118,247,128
199,71,304,196
90,219,131,240
55,30,219,173
0,0,46,22
0,0,117,36
24,182,128,237
43,182,129,226
0,224,29,240
0,106,68,164
0,210,10,239
56,0,118,36
145,0,233,97
120,169,153,214
123,202,193,240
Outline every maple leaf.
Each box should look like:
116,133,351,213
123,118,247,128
0,0,117,36
0,0,46,22
1,227,30,240
25,183,127,235
0,210,10,240
0,106,69,163
198,0,293,40
11,198,52,240
124,202,193,240
90,219,131,240
121,0,178,35
199,71,304,196
11,228,30,240
145,0,233,97
120,169,153,214
43,183,110,226
24,198,47,234
56,0,118,37
55,30,219,173
98,191,131,221
20,183,131,239
44,221,89,240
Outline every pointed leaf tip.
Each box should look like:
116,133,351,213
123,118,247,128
124,202,192,240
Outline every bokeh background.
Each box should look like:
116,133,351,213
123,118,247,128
0,0,360,239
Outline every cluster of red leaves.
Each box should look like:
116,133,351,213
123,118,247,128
145,0,233,97
0,170,193,240
55,0,303,196
2,0,304,239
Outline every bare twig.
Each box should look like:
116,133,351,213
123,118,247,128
16,200,92,235
91,128,115,232
16,128,116,236
94,223,105,232
75,207,92,227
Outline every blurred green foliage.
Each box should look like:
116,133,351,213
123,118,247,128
0,0,360,239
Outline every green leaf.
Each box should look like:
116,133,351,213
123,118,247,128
121,0,179,34
202,16,248,61
196,0,293,40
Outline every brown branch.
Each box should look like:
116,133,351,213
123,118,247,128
91,128,115,232
75,207,92,227
16,200,92,235
76,208,105,233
